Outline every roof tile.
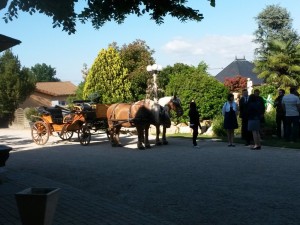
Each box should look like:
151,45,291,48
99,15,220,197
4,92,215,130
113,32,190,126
215,58,264,85
36,81,77,96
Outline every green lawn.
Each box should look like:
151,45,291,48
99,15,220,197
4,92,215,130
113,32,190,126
168,133,300,150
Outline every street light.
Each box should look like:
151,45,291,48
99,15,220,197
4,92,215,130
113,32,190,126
146,64,162,101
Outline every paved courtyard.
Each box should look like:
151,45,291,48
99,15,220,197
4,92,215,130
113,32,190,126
1,128,300,225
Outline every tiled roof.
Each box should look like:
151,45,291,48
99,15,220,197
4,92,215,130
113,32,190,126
215,58,264,85
36,81,77,96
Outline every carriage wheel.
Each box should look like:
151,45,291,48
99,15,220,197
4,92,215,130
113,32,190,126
31,121,49,145
79,126,91,146
59,131,73,140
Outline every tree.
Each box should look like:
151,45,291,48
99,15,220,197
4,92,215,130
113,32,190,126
0,50,35,123
2,0,216,34
253,39,300,89
224,75,247,92
119,39,155,101
158,63,195,95
83,47,132,103
31,63,60,82
253,4,299,57
165,62,228,120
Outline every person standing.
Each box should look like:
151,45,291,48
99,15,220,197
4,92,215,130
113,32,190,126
239,89,251,145
254,89,266,138
247,94,264,150
282,87,300,142
273,89,286,138
188,101,201,148
222,93,238,147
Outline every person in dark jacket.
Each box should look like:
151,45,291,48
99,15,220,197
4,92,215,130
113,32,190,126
247,94,264,150
239,89,252,145
188,101,201,148
273,89,286,138
254,89,266,138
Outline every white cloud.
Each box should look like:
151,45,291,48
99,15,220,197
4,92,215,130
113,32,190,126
160,35,259,75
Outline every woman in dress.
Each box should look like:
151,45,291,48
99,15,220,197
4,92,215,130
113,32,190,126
222,93,238,147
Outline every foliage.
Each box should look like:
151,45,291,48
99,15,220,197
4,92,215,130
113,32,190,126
211,114,226,137
253,4,299,57
159,63,195,95
255,84,277,100
83,47,132,103
224,75,247,92
254,39,300,89
165,62,228,121
66,81,85,105
2,0,215,34
30,63,60,82
263,109,276,135
24,107,39,122
118,39,155,101
0,50,36,123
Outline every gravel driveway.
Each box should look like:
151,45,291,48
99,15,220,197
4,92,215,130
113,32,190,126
1,128,300,225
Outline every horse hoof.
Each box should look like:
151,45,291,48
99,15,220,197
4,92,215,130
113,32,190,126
138,146,145,150
155,142,162,146
111,143,117,147
163,141,168,145
145,145,151,149
117,144,122,147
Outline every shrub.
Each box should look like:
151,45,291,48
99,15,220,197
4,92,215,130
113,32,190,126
263,109,276,136
24,107,39,122
212,114,226,137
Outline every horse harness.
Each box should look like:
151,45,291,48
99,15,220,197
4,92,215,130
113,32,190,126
109,102,147,126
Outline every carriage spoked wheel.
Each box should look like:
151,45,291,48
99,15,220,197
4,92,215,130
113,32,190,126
31,121,49,145
78,126,91,146
58,131,74,140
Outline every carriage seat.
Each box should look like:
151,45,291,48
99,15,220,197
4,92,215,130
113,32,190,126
38,106,63,124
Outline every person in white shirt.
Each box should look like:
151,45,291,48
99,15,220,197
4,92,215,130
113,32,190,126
282,87,300,142
222,93,238,147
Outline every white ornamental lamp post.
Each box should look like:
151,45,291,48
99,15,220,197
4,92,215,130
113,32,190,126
146,64,162,102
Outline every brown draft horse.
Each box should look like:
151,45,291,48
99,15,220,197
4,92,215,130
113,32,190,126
106,100,155,149
154,96,183,145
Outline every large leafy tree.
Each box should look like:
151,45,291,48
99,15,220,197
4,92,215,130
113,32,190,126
31,63,60,82
158,63,195,95
83,47,132,103
2,0,216,34
253,4,299,57
119,39,155,101
254,39,300,89
0,50,35,123
165,62,228,120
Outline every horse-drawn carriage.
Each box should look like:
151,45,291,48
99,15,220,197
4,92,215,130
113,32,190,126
31,106,91,146
73,100,110,138
30,96,183,149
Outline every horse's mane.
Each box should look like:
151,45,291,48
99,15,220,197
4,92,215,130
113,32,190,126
158,96,172,107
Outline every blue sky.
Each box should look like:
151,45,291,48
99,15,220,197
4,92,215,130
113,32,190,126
1,0,300,85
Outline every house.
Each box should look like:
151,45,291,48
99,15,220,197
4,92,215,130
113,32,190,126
11,81,77,129
0,34,21,52
19,81,77,108
215,57,264,86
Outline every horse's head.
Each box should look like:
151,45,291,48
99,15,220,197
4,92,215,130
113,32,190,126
169,96,183,117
